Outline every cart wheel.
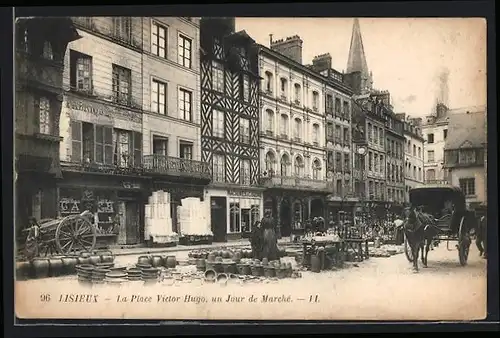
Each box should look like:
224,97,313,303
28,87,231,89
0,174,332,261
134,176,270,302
55,215,97,255
458,216,470,266
404,233,414,262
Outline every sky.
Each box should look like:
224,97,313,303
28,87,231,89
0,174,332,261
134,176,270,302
236,18,487,118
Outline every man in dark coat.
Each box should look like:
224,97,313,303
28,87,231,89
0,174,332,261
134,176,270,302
250,221,263,260
261,211,279,261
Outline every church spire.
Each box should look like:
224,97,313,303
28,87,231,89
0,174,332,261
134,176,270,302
346,18,372,92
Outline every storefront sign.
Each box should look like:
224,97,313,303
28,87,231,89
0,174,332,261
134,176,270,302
59,198,81,214
66,98,141,124
97,199,114,213
228,189,261,198
122,181,141,189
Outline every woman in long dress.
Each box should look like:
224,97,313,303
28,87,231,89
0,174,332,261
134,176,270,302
250,221,263,260
261,212,279,261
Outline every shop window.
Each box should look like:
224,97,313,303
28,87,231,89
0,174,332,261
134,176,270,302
229,202,241,233
179,141,193,160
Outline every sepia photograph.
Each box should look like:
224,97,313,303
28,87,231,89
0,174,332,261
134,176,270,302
13,15,488,321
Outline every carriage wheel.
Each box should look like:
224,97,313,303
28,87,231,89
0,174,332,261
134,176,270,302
404,233,414,262
55,215,97,255
458,216,470,266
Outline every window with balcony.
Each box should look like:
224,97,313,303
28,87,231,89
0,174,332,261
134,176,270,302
426,169,436,181
114,129,142,167
179,141,193,160
151,79,167,115
240,118,250,143
153,136,168,155
294,156,304,177
242,74,250,102
212,61,224,93
151,21,167,58
71,121,114,165
80,122,94,163
427,150,435,162
280,114,289,137
293,118,302,141
37,97,51,135
42,41,53,60
368,151,373,171
70,50,93,94
241,159,251,185
280,78,288,99
266,109,274,134
459,178,475,196
213,154,225,182
212,109,225,138
264,71,273,92
313,159,322,180
312,91,319,110
178,34,192,68
179,88,192,122
312,123,320,145
113,17,132,43
427,133,434,144
280,154,290,176
95,125,114,165
265,151,275,175
112,64,131,105
294,83,301,103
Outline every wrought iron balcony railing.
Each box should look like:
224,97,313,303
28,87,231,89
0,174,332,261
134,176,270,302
260,175,329,192
61,157,143,175
143,154,211,180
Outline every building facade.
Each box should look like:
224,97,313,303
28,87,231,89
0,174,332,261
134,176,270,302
15,18,81,240
398,114,425,202
58,17,209,246
200,18,262,242
259,37,334,236
421,103,450,184
443,108,487,208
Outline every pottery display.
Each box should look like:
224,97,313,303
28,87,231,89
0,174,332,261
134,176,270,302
204,269,217,283
151,255,163,268
31,258,50,279
99,251,115,263
61,256,79,275
89,254,102,265
263,266,275,278
196,258,206,271
137,255,152,265
16,261,31,280
136,262,152,269
164,255,177,269
216,273,229,285
77,255,91,265
207,252,216,262
250,264,263,277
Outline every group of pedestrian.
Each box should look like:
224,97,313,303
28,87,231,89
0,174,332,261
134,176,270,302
250,211,279,261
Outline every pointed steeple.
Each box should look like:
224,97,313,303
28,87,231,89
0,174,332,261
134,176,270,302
346,18,372,92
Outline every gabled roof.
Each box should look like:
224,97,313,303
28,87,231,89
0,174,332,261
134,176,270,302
444,109,486,150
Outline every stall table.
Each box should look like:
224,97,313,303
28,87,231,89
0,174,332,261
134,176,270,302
301,237,344,270
342,238,369,262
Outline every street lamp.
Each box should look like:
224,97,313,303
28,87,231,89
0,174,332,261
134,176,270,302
356,144,368,226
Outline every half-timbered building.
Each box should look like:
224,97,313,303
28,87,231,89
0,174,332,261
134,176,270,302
200,18,262,241
15,18,81,242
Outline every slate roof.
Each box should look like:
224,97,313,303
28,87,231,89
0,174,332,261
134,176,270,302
444,108,487,150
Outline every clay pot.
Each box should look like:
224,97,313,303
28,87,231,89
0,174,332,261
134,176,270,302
207,252,216,262
165,255,177,269
264,266,276,278
32,258,50,279
237,264,250,275
196,258,206,271
216,273,229,286
77,256,91,265
99,251,115,263
233,252,242,263
212,262,223,273
80,252,91,258
204,269,217,283
61,256,79,275
16,261,32,280
136,263,152,269
215,256,223,263
48,257,64,277
151,255,163,268
261,258,269,266
205,261,215,271
222,250,231,259
222,261,236,274
250,265,263,277
138,255,151,265
89,254,102,265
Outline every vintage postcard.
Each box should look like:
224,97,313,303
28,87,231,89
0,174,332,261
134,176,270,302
14,16,487,321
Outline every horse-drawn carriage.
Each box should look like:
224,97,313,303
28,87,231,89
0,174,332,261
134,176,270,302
404,185,477,268
23,211,97,260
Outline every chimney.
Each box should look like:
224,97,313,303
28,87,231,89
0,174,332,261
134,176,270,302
436,103,448,118
311,53,332,73
269,34,273,46
270,35,303,64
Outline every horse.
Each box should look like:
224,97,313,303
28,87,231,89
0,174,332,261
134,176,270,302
403,207,440,271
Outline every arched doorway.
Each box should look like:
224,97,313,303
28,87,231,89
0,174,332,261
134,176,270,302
280,197,291,236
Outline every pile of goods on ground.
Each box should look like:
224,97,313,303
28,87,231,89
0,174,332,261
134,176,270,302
177,197,213,246
16,251,116,281
369,244,404,257
145,190,179,246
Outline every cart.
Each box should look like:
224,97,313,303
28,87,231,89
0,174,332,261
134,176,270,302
404,185,475,266
23,211,97,260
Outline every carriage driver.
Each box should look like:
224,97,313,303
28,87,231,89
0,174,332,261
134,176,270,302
441,199,454,218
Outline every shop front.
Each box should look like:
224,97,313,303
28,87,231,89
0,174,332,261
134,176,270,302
264,190,327,237
205,187,264,242
57,171,150,246
326,194,359,227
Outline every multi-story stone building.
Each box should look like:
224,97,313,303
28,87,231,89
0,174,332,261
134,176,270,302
57,17,209,246
421,103,451,184
398,114,425,202
259,36,334,236
200,18,262,241
15,18,81,239
443,108,487,208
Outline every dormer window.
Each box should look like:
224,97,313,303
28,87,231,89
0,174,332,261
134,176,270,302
43,41,53,60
